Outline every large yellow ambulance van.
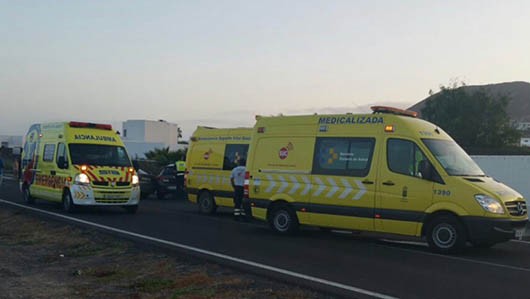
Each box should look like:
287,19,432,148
245,107,528,253
21,122,140,213
186,126,252,214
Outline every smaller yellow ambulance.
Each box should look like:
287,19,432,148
186,126,252,214
245,107,528,253
21,122,140,213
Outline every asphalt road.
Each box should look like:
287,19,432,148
1,176,530,299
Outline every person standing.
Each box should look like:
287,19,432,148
175,160,186,195
230,159,246,221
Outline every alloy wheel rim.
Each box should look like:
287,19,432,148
433,224,457,249
274,211,290,232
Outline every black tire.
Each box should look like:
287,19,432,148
123,205,138,214
62,190,76,213
197,191,217,214
426,215,467,254
23,185,35,204
268,204,299,235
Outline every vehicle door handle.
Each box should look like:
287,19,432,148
382,180,395,186
50,170,56,176
362,180,374,185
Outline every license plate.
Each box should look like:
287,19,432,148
515,228,525,240
103,194,124,199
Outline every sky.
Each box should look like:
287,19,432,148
2,0,530,139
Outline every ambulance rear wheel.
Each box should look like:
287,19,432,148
426,215,467,254
23,185,34,204
198,191,217,214
269,204,299,235
62,191,76,213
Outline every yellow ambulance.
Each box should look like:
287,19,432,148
245,107,528,253
186,126,252,214
21,122,140,213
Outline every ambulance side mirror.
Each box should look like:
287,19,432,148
132,160,140,171
57,156,68,169
418,160,432,181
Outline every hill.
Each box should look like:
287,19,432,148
408,81,530,122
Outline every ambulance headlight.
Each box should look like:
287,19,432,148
132,174,139,186
474,195,505,214
74,173,90,185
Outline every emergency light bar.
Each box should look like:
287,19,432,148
371,106,418,118
69,121,113,130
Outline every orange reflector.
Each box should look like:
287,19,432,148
128,167,134,173
67,177,72,182
384,125,395,132
251,202,255,207
300,207,307,212
80,165,88,171
375,214,381,218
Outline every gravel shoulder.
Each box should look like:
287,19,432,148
0,207,332,299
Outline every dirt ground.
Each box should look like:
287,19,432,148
0,208,333,299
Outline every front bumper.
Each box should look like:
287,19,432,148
70,184,140,206
462,216,528,243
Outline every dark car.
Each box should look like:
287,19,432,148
137,169,156,199
155,164,178,199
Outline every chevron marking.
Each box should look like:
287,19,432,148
326,178,339,198
277,176,289,193
339,178,353,199
353,180,366,200
313,177,326,196
289,176,300,194
301,176,311,195
265,175,276,193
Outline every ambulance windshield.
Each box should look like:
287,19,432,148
69,144,131,167
422,139,484,176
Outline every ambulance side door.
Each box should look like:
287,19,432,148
376,137,434,236
52,142,70,200
309,137,377,231
36,143,57,200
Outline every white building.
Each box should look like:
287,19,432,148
122,120,186,159
0,135,23,148
521,137,530,147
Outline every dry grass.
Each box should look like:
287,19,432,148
0,209,333,299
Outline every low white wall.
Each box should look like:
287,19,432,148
471,155,530,205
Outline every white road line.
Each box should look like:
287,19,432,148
0,199,397,299
382,244,530,273
510,239,530,244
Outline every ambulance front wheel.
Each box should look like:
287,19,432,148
22,184,34,204
62,190,77,213
426,215,467,254
198,191,217,214
268,204,299,235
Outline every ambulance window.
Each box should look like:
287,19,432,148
387,139,427,177
312,138,375,177
43,144,56,162
223,144,249,170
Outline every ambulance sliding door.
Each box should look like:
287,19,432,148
249,137,314,224
309,137,377,231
